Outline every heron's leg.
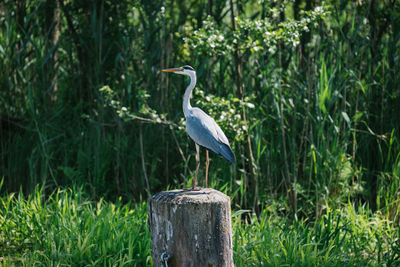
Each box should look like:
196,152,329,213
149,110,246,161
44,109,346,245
193,143,200,189
205,150,209,188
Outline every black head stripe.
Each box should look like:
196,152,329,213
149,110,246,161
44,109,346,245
182,65,194,71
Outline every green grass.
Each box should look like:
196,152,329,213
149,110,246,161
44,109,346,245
233,206,400,266
1,186,398,266
0,186,151,266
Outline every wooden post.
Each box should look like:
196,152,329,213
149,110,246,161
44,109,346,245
148,188,233,267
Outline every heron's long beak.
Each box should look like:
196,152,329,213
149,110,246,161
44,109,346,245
161,67,182,72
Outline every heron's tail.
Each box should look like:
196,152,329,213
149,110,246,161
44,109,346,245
218,143,236,164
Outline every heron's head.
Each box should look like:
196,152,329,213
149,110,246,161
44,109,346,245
161,65,195,76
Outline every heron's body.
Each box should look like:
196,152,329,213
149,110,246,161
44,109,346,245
162,65,235,189
186,108,235,164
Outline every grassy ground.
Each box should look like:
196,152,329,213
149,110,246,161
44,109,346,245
0,186,398,266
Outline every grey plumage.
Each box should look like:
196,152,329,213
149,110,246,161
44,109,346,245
186,108,236,164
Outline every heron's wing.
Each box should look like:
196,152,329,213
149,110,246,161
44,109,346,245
186,108,235,163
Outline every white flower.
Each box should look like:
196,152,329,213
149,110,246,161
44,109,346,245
315,6,323,13
246,103,255,109
268,46,276,53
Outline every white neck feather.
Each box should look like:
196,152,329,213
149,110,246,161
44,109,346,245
183,71,196,117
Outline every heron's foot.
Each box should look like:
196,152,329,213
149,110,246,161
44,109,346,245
182,187,202,191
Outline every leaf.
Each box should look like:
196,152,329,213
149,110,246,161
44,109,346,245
341,112,351,127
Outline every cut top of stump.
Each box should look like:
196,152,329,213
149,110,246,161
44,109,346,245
149,188,230,205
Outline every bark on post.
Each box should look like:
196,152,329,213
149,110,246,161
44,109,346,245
148,188,233,267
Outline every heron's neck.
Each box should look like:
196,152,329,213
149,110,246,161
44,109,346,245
183,72,196,117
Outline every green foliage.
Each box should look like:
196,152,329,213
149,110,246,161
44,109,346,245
99,85,177,128
1,0,400,220
0,185,151,266
233,203,400,266
0,186,398,266
185,6,327,56
2,0,400,264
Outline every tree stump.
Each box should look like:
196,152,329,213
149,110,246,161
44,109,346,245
148,188,233,267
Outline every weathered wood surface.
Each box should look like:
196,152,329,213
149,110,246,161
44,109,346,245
148,188,233,267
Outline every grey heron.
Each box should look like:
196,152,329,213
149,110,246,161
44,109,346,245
162,65,235,190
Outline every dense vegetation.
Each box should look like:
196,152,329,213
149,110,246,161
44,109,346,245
1,0,400,265
1,186,399,266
